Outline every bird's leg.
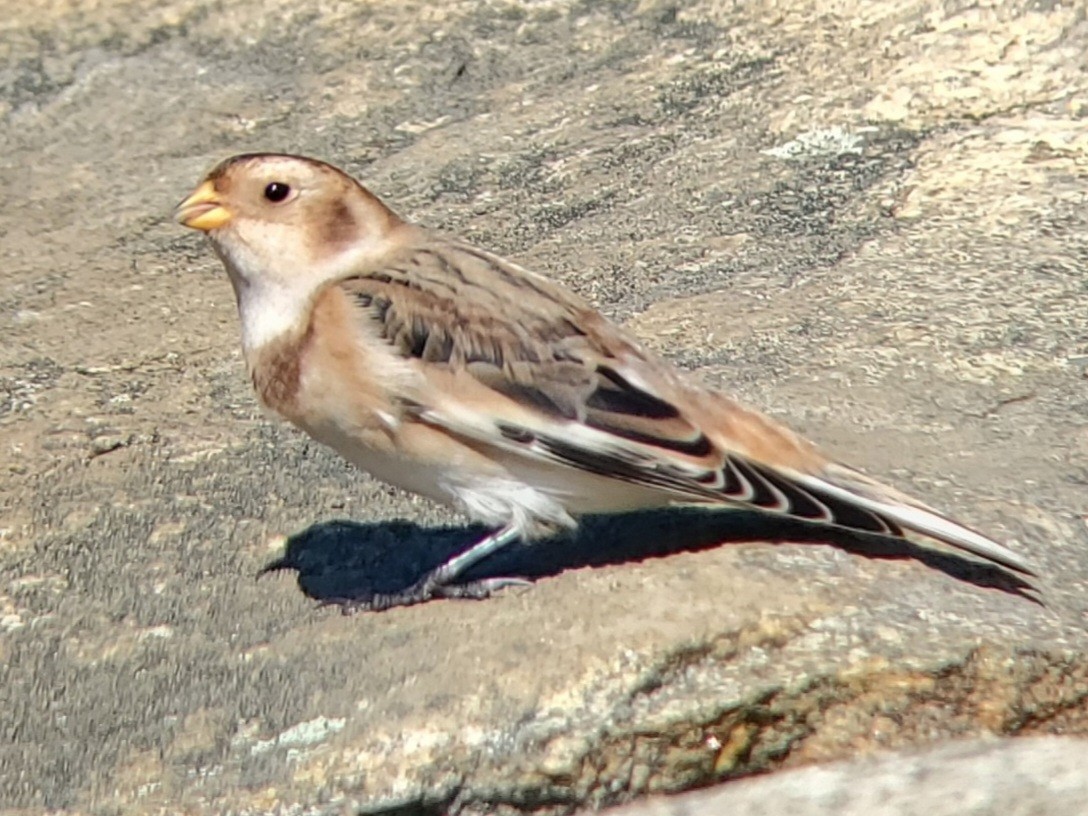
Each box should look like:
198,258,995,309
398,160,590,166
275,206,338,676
363,525,529,611
422,524,522,586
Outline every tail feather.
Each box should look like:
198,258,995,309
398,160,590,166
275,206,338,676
745,460,904,537
791,463,1035,576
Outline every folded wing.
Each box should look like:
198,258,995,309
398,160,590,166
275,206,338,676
336,238,1034,576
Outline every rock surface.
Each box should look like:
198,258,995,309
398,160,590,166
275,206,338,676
2,0,1087,814
603,737,1088,816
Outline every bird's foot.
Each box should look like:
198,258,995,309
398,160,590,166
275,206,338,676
322,575,531,614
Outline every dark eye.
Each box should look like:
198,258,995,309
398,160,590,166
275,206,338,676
263,182,291,202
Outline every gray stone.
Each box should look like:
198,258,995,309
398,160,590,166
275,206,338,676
603,737,1088,816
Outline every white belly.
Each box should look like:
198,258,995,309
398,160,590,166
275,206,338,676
327,433,456,506
311,429,671,539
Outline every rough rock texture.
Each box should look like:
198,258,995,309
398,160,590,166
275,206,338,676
603,736,1088,816
2,0,1087,814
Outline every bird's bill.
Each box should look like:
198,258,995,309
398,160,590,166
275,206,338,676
174,180,231,231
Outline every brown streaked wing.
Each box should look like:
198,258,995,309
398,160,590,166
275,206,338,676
336,238,900,536
336,237,712,456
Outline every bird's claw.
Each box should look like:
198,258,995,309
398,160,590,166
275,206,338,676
319,575,532,614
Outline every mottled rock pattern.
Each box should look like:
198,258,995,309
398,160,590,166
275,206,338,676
604,737,1088,816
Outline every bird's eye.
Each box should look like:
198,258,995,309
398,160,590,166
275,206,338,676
263,182,291,203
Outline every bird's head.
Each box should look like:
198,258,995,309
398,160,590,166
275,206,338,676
174,153,403,296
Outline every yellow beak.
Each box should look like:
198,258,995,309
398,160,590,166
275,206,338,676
174,180,232,231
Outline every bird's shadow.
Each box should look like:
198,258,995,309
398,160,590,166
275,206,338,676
260,507,1039,607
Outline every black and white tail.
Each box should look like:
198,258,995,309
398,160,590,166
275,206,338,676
787,461,1035,576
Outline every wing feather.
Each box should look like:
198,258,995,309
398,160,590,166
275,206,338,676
335,236,1033,576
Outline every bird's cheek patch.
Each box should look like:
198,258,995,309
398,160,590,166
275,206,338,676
319,199,360,249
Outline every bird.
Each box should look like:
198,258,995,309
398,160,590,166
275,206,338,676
174,152,1035,609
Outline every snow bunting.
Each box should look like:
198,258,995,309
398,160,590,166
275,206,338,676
174,153,1034,609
